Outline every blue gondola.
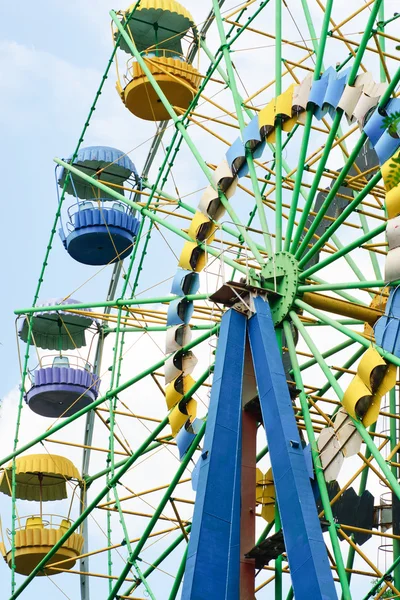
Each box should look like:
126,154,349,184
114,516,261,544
57,146,140,265
19,299,101,417
25,355,100,418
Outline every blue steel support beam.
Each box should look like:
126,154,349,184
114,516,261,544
181,309,246,600
248,296,337,600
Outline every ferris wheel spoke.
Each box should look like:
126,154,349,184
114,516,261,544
298,278,394,294
305,274,371,305
289,308,400,501
294,298,400,371
314,345,366,401
284,0,334,252
283,318,352,599
108,424,206,600
330,233,376,299
299,221,386,281
357,211,383,281
292,2,388,258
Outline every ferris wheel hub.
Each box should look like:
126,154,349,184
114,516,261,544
261,251,299,325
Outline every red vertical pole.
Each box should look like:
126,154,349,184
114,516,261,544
240,343,257,599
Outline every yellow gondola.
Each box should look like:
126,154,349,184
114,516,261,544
0,454,84,576
115,0,201,120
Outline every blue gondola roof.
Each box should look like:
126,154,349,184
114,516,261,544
58,145,138,199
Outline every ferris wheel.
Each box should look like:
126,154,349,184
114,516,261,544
2,0,400,598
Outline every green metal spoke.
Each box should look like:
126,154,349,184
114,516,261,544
110,423,206,600
330,233,376,299
212,0,272,256
309,274,370,305
9,417,170,600
55,157,254,274
0,326,219,468
283,319,352,599
300,221,386,280
298,280,394,293
292,0,385,258
15,293,211,315
285,0,334,252
291,338,355,374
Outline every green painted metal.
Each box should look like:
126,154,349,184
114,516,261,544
343,421,377,594
293,0,384,258
9,417,169,600
0,326,219,468
284,318,352,599
15,293,211,315
54,157,253,275
316,345,366,401
300,221,387,280
331,233,376,299
298,280,395,293
125,526,191,594
285,0,333,253
111,423,206,600
261,252,299,324
310,274,370,305
294,298,400,501
167,545,188,600
362,555,400,599
291,338,355,374
358,212,382,281
274,0,282,255
212,0,272,256
104,324,216,333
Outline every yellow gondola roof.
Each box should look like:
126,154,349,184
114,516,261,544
118,0,195,55
0,454,81,502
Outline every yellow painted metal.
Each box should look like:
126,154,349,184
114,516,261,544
5,517,84,576
302,292,384,325
385,184,400,219
259,98,276,137
256,467,275,523
275,84,295,119
342,347,396,427
364,293,388,340
0,454,81,501
187,211,217,243
169,399,197,437
121,56,201,121
178,241,207,272
282,115,298,132
165,374,196,410
125,0,194,21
